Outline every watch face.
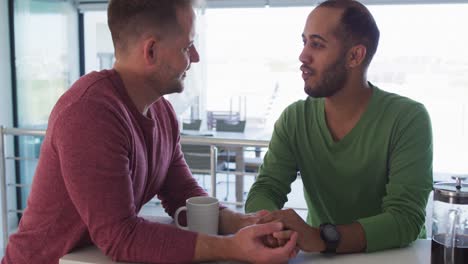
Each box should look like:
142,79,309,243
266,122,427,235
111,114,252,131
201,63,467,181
323,225,340,242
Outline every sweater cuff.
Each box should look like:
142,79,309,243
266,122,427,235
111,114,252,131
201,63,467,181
357,212,399,252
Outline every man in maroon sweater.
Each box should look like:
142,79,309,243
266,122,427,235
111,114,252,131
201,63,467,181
1,0,298,263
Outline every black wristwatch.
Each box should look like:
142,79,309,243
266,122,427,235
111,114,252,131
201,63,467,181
319,223,341,253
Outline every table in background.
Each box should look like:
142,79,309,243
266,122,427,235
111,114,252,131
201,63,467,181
180,129,271,206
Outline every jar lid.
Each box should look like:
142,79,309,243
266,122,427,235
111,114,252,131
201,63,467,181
434,176,468,204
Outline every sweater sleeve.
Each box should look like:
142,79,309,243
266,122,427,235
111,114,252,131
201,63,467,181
245,106,299,213
358,104,433,252
52,100,198,263
157,103,209,218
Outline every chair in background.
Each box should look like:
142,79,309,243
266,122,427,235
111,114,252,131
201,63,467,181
182,119,202,131
214,120,247,202
180,144,210,188
216,120,263,174
181,119,225,190
215,120,246,133
206,111,241,131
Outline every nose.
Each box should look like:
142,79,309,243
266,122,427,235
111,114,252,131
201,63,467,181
190,45,200,63
299,45,312,65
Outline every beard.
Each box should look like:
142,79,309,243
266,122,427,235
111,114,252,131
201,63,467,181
166,78,184,94
152,65,186,95
304,55,348,98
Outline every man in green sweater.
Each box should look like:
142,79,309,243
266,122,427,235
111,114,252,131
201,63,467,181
245,0,433,254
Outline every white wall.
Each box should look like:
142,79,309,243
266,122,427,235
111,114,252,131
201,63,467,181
0,0,16,251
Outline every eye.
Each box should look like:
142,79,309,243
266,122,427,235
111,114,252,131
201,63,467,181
311,41,324,49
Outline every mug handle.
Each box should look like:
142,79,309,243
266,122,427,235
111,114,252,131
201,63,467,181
174,206,188,230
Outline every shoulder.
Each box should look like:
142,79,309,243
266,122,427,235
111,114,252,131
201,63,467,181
272,97,321,143
50,70,128,122
371,86,430,130
48,70,133,141
371,86,432,144
279,97,320,121
373,86,428,116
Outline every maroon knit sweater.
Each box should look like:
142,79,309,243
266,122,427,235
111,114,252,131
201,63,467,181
2,69,208,264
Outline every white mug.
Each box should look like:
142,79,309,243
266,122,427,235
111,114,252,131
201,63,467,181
174,196,219,235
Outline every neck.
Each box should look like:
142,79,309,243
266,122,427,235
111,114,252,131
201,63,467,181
324,76,372,122
114,61,162,116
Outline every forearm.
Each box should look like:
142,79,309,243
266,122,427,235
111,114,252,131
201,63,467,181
193,233,235,262
245,191,280,213
245,121,298,214
245,173,291,214
358,209,426,252
300,222,366,253
336,222,366,253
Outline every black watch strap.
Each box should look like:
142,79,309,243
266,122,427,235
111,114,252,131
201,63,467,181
319,223,341,253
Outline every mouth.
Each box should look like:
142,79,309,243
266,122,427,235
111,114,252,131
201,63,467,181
300,65,315,80
181,65,191,79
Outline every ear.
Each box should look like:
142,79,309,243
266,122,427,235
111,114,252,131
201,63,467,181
143,38,158,65
347,44,367,68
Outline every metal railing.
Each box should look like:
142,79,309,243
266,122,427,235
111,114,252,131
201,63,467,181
0,127,46,249
0,127,269,246
0,126,306,248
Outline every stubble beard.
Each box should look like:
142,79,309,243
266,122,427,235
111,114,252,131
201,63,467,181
168,80,184,94
304,55,348,98
154,65,186,96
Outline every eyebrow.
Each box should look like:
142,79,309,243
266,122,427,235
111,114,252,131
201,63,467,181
302,33,328,43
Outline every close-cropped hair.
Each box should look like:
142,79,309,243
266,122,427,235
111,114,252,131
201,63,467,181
107,0,193,54
318,0,380,67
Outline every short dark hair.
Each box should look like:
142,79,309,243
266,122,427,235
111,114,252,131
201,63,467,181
107,0,193,53
318,0,380,67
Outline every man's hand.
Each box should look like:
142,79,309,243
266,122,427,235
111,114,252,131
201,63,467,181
194,220,300,263
238,209,270,227
229,222,299,264
219,208,270,234
258,209,325,252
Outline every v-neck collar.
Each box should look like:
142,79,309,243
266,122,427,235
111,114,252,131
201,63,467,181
317,83,378,148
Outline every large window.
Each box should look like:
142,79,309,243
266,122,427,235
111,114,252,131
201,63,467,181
202,4,468,181
13,0,79,210
81,3,468,181
366,4,468,179
203,7,308,130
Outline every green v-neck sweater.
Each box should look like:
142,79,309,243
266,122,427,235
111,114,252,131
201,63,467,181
245,85,433,252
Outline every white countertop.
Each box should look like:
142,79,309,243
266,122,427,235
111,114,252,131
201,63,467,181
60,237,430,264
290,239,430,264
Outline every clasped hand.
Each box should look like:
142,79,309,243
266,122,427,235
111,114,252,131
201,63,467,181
228,210,298,264
257,208,325,253
230,208,325,263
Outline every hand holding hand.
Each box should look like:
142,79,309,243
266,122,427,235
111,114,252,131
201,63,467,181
219,209,271,234
258,209,325,252
230,222,299,264
238,209,270,228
